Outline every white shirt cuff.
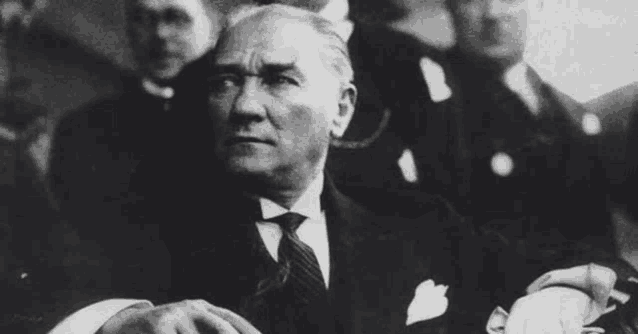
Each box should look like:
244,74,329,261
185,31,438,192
48,299,153,334
526,263,618,324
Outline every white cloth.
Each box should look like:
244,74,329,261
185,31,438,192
503,62,540,115
48,299,152,334
256,172,331,287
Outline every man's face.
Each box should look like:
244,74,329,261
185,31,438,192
449,0,538,66
208,17,354,185
127,0,221,81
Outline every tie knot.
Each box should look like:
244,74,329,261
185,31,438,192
271,212,307,233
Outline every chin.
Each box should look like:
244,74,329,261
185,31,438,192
482,45,522,64
148,62,183,81
224,156,274,177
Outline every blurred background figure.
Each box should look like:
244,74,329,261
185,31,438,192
0,0,57,276
47,0,236,235
408,0,617,251
600,85,638,268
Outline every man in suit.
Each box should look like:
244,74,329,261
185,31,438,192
48,0,229,231
412,0,614,251
41,5,638,334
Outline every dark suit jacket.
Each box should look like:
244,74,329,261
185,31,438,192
608,99,638,218
325,22,441,210
9,163,638,334
48,75,176,234
412,49,615,251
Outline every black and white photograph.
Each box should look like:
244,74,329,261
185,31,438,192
1,0,638,333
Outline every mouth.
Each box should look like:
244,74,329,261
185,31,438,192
225,136,274,146
149,49,181,62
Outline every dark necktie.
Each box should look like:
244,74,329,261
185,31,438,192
271,212,326,304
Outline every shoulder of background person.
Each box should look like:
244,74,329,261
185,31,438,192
587,82,638,135
349,20,446,65
53,72,143,138
583,83,638,191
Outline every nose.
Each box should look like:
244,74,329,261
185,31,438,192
231,78,267,121
155,21,173,39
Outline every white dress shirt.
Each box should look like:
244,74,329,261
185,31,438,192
503,62,541,115
256,172,331,287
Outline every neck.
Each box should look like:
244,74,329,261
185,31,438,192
236,168,323,210
145,76,172,88
451,47,523,81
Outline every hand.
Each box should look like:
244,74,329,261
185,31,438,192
505,287,593,334
100,299,262,334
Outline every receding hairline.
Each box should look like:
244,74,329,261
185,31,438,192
215,4,353,83
125,0,243,16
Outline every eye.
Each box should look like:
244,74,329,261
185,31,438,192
264,74,298,87
209,74,242,93
131,9,155,26
164,9,192,27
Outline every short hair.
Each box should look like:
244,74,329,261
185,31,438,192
218,4,354,86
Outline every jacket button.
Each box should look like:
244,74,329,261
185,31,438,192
491,152,514,177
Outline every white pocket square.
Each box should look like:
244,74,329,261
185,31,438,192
406,279,449,326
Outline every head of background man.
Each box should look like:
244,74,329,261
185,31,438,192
446,0,544,71
207,4,357,206
126,0,225,83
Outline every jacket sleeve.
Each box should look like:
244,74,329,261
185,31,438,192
471,226,638,332
1,209,170,334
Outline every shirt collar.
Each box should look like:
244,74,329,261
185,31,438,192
259,172,324,221
503,62,532,97
142,78,174,99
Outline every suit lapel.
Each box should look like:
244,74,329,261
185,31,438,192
321,177,453,334
164,193,271,309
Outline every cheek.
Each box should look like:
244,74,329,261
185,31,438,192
183,21,214,56
129,27,152,46
276,102,330,160
208,94,234,138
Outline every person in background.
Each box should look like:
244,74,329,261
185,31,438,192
411,0,615,251
48,0,237,236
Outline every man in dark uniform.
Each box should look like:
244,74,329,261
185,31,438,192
412,0,614,250
48,0,230,231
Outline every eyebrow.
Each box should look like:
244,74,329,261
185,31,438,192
213,62,305,80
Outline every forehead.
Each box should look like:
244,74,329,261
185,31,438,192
216,17,325,68
131,0,206,14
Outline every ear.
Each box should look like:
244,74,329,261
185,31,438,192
331,82,357,138
485,306,509,334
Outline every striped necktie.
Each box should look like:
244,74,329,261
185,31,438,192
272,212,326,304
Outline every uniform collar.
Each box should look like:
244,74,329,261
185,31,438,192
142,78,174,99
503,62,530,95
